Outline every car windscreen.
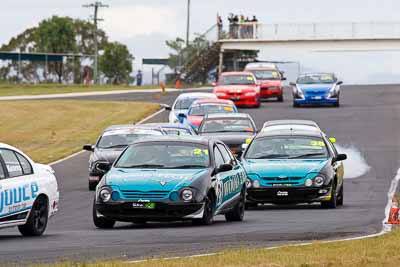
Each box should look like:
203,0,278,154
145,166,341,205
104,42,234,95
189,104,236,116
97,129,163,149
115,143,210,169
200,118,254,133
245,136,329,159
174,97,199,110
219,75,255,85
297,74,336,84
248,70,281,80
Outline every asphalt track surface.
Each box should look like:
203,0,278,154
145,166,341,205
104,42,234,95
1,85,399,264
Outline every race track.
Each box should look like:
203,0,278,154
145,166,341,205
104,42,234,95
0,85,399,264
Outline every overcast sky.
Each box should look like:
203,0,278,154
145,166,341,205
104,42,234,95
1,0,399,83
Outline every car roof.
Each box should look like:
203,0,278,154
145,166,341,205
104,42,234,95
299,73,335,77
130,135,212,146
0,143,34,164
103,124,163,133
192,98,235,105
263,120,319,128
245,62,278,70
204,113,250,119
141,123,192,129
176,92,217,99
220,71,255,76
257,128,323,138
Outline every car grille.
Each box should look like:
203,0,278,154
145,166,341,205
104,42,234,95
262,177,303,186
120,190,170,200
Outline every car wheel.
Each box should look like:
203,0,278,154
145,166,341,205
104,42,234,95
193,192,215,225
18,196,49,236
278,95,284,102
225,188,246,222
245,202,258,210
321,182,337,209
293,102,299,108
337,184,344,206
92,199,115,229
89,181,97,191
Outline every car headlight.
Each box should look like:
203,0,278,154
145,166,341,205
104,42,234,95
99,187,112,202
313,176,325,187
244,92,257,97
328,85,340,98
293,86,305,99
181,189,194,201
305,179,313,187
252,180,260,188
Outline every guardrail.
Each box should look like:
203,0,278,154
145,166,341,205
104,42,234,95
221,22,400,41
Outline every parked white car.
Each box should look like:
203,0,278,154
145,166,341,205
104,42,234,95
0,143,59,236
168,92,217,123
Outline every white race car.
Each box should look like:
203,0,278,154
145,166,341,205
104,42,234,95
0,143,59,236
168,92,217,123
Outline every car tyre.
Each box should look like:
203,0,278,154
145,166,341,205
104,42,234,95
321,182,337,209
193,192,215,226
225,188,246,222
18,196,48,236
278,95,284,102
337,184,344,206
245,202,258,210
89,181,97,191
293,102,299,108
93,199,115,229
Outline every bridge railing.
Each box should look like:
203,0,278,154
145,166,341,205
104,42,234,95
221,22,400,41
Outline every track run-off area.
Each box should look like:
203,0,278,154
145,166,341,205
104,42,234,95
0,84,399,264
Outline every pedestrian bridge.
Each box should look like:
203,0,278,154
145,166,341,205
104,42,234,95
217,21,400,84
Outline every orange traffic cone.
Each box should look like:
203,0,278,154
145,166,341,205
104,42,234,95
386,196,400,224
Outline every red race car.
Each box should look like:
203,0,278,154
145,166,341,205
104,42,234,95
244,63,286,102
213,72,261,108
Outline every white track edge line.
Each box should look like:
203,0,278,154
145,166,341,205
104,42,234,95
125,168,400,264
48,106,166,166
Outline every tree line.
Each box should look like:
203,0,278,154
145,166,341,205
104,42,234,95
0,16,133,85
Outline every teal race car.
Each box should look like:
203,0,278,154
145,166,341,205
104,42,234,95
92,136,247,228
241,125,347,209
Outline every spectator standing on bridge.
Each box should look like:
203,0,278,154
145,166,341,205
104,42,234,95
239,15,246,38
251,15,259,39
136,70,143,86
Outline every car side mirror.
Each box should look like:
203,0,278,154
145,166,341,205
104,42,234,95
281,77,287,81
211,82,217,86
164,105,172,111
83,144,94,152
96,162,111,173
289,82,296,86
216,163,233,173
335,154,347,162
329,137,337,143
337,81,343,85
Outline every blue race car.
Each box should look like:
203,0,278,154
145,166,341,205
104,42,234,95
241,125,347,209
291,73,343,107
92,136,247,228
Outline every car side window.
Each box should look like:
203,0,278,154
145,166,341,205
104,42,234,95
218,144,237,166
214,146,225,167
0,149,23,177
0,161,5,179
16,152,33,175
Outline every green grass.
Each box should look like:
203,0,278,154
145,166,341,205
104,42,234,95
0,84,163,97
31,228,400,267
0,100,159,163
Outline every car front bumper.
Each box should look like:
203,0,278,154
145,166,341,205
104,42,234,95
95,201,205,222
247,186,332,204
218,95,260,107
260,87,282,98
294,96,338,105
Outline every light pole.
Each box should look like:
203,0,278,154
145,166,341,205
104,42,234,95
83,1,108,84
186,0,191,47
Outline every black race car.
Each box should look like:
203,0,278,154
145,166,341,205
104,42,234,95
83,124,166,190
197,113,257,157
92,136,247,228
